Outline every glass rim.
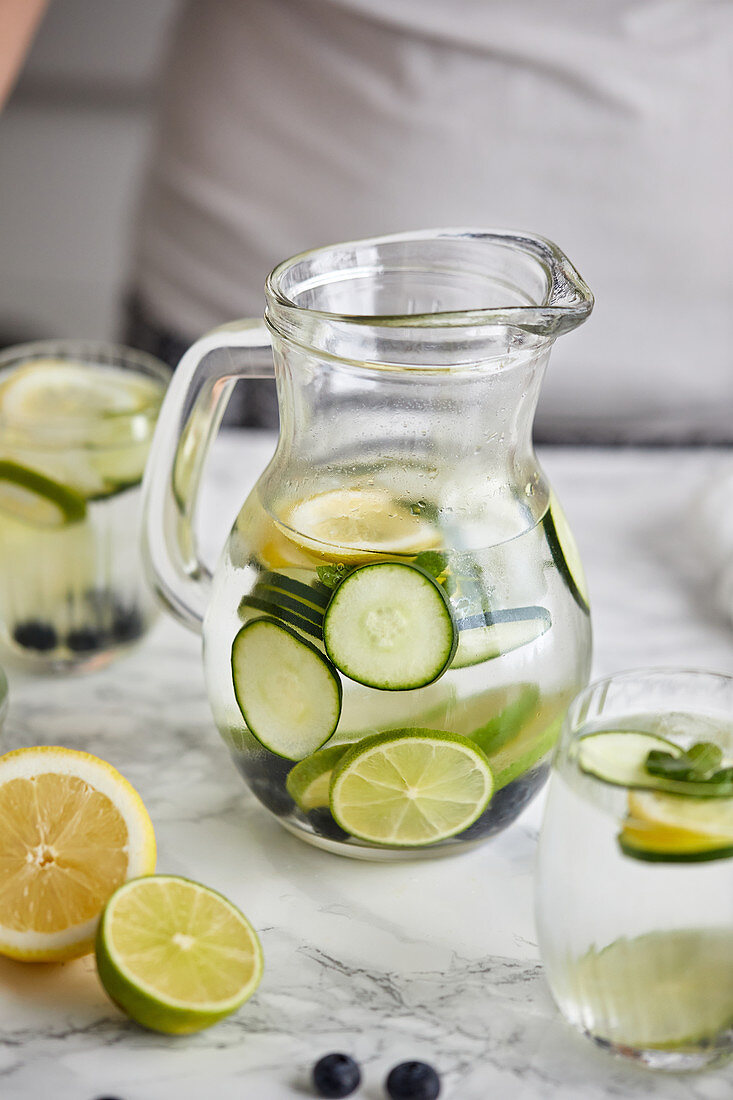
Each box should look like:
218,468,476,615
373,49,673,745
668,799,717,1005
0,339,169,444
565,665,733,737
264,227,594,342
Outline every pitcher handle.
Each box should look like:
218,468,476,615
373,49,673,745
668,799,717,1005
142,319,273,632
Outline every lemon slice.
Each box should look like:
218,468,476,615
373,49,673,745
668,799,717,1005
329,729,494,846
0,460,87,528
96,875,264,1034
277,488,441,564
570,928,733,1049
0,360,157,422
0,747,156,961
620,789,733,862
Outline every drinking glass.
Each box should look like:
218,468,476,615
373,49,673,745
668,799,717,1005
0,340,168,671
536,669,733,1070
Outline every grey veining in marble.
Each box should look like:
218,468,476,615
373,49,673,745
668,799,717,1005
0,434,731,1099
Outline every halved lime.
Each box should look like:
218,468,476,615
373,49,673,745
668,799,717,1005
0,460,87,527
286,743,351,811
329,729,494,846
96,875,264,1034
619,789,733,862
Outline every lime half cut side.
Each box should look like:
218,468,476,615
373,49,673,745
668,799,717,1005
329,728,494,847
0,460,87,528
96,875,264,1035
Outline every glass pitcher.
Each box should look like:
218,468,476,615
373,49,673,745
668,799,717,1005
143,229,594,860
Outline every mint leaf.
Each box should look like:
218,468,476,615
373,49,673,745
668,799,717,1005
708,766,733,794
685,741,723,780
645,750,693,780
316,563,352,590
414,551,450,578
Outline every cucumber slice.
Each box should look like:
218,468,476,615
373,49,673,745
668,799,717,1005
0,460,87,527
578,731,684,789
252,582,324,628
286,743,351,811
259,570,330,610
543,493,589,613
238,594,323,641
231,617,342,761
452,607,551,669
323,562,457,690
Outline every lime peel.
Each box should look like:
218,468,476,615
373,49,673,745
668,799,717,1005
96,875,264,1035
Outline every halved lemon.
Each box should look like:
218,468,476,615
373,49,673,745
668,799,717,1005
96,875,264,1034
275,488,441,564
0,746,156,961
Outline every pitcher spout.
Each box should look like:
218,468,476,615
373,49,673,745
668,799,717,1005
265,227,593,356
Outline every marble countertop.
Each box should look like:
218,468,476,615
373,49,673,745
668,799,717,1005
1,435,732,1100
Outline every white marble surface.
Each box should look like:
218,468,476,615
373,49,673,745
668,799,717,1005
1,434,732,1100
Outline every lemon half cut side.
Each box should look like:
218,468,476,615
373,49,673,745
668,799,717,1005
0,746,156,961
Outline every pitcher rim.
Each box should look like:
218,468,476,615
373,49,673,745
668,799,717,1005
265,227,594,338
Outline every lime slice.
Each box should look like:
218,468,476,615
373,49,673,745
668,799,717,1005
329,729,494,846
485,706,564,789
286,743,351,810
569,928,733,1049
0,460,87,527
619,789,733,862
467,683,540,756
96,875,264,1034
277,488,441,564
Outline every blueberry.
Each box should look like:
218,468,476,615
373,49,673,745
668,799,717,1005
112,605,144,643
66,627,104,652
13,621,58,651
459,762,549,840
385,1061,441,1100
234,755,296,817
312,1053,361,1098
307,808,350,843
